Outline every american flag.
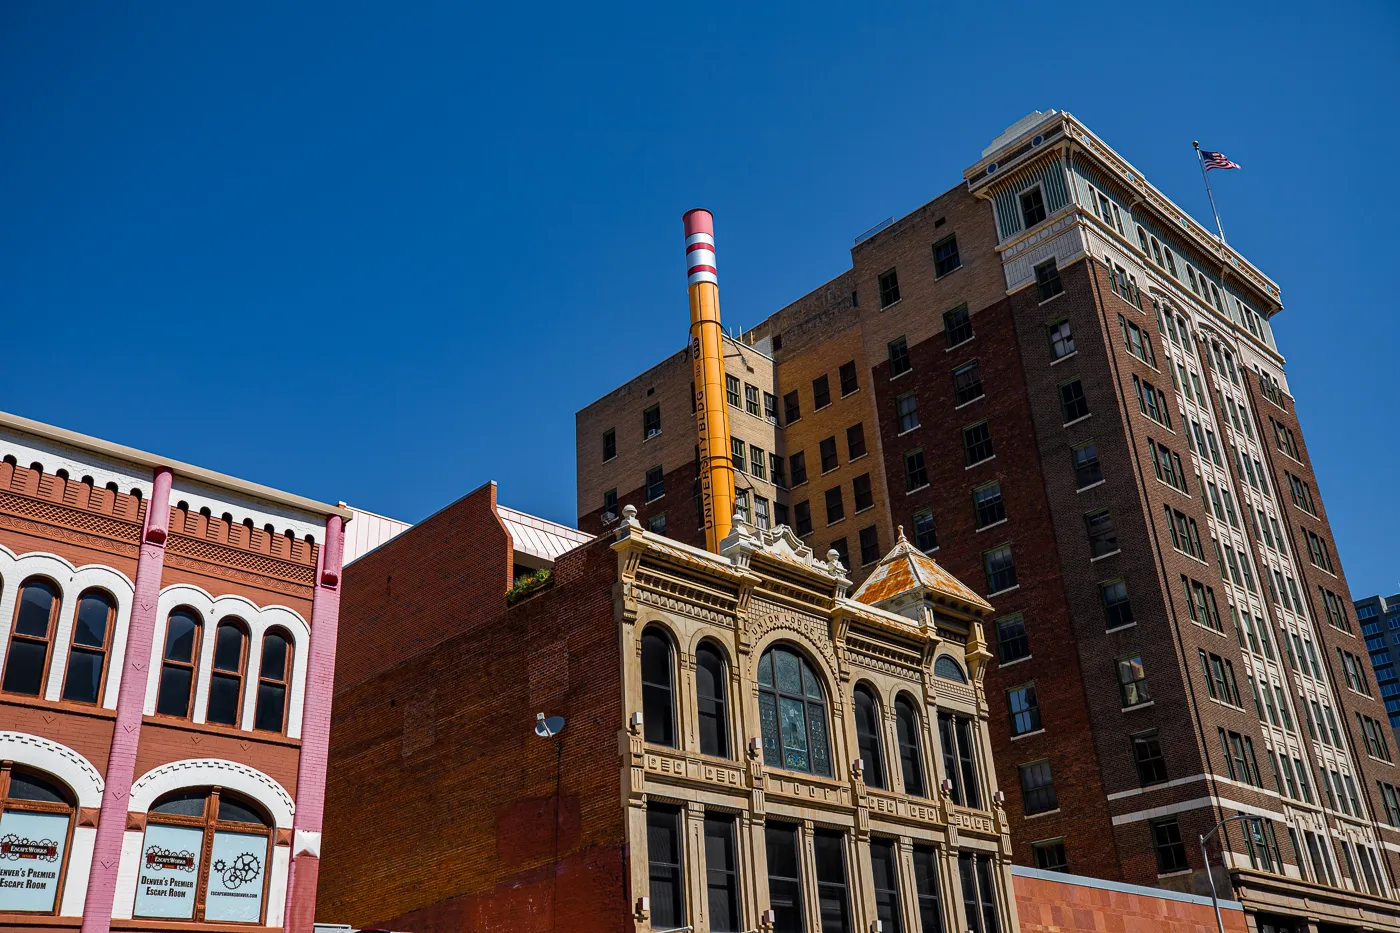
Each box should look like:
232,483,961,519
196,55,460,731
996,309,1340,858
1200,149,1241,171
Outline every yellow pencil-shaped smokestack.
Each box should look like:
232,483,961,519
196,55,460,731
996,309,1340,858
684,208,736,552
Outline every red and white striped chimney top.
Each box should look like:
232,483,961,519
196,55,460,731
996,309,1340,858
683,208,717,287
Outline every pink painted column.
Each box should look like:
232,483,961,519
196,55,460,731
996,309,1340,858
283,512,344,933
81,466,173,933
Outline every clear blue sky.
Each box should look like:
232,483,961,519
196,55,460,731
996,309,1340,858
2,2,1396,596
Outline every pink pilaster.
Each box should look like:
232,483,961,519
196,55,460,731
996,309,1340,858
283,513,344,933
81,467,172,933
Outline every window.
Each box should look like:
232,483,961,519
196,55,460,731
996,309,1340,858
887,396,919,441
724,374,741,408
895,696,926,796
845,423,866,461
963,422,993,466
1151,819,1189,874
603,488,618,520
696,642,729,758
944,305,973,347
853,686,887,789
913,510,937,552
753,498,770,531
1132,731,1168,785
889,337,912,376
765,823,805,933
641,628,676,746
1119,315,1157,366
1020,187,1047,228
959,852,1001,933
878,269,901,308
1132,376,1172,428
60,590,115,705
1379,782,1400,827
1164,507,1204,560
814,830,851,933
1148,439,1188,493
1085,509,1118,557
859,526,880,566
839,361,858,396
731,438,747,474
735,490,750,525
647,805,685,929
704,815,741,932
1118,655,1150,706
870,839,904,933
933,235,961,277
830,537,849,570
853,473,874,512
644,404,661,439
1339,649,1370,695
1019,760,1057,814
253,630,292,732
912,846,947,931
1032,840,1067,872
953,361,984,405
155,609,202,718
973,482,1004,529
825,487,845,525
794,501,812,536
1048,319,1074,359
1035,260,1063,301
813,374,831,410
1102,580,1134,629
1305,529,1335,572
0,765,76,914
749,445,766,480
744,383,760,416
757,646,832,776
1060,380,1089,423
1008,684,1041,736
764,392,779,422
938,712,982,808
984,545,1016,594
790,451,808,487
3,580,60,697
771,454,787,489
1272,419,1301,459
996,614,1029,663
602,429,615,462
204,622,247,727
784,390,801,424
1072,442,1101,488
646,466,665,502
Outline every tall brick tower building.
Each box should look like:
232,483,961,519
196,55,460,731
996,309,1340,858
577,111,1400,931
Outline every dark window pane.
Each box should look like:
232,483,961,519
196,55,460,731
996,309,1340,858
697,643,729,758
260,633,289,679
647,806,685,928
641,630,676,747
14,582,57,637
896,697,926,796
814,830,851,933
870,838,904,933
2,640,47,696
705,815,741,932
72,594,111,647
766,823,805,933
62,648,104,704
8,771,68,804
912,845,945,933
212,624,245,672
152,790,207,816
254,683,287,732
156,665,193,717
218,795,268,825
854,687,886,789
206,673,241,726
165,611,199,663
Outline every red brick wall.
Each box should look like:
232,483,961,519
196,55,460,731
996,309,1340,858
1014,869,1248,933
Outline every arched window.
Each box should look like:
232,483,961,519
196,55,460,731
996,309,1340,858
206,622,248,726
640,627,675,747
61,590,115,704
135,788,272,923
934,656,967,683
3,579,60,697
0,765,75,913
155,609,202,717
895,695,926,796
756,645,832,777
853,685,886,789
253,629,292,732
695,642,729,758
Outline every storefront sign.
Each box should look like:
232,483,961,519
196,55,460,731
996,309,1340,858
0,811,67,912
134,824,202,919
203,831,265,923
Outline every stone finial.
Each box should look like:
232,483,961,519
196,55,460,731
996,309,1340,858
621,504,639,526
896,525,907,544
826,548,846,575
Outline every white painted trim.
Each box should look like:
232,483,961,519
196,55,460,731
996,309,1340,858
0,731,104,807
58,826,95,916
293,828,321,858
1110,792,1286,826
111,829,143,920
265,846,291,927
128,758,294,828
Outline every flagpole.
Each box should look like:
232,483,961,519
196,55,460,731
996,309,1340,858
1194,140,1227,245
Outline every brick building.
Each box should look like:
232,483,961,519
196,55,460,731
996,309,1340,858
0,410,348,933
318,480,1022,933
577,111,1400,931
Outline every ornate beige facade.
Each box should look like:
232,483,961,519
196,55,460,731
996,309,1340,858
615,503,1018,933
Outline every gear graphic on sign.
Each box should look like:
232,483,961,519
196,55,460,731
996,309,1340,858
1,834,59,862
212,852,261,889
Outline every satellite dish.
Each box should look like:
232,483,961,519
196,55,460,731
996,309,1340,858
535,713,566,738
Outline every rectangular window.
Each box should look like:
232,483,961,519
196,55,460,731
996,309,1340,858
1132,730,1168,785
1101,580,1134,629
647,805,685,929
765,823,805,933
958,852,1000,933
704,815,741,933
647,513,667,534
602,429,616,462
646,467,665,502
1008,683,1041,736
1086,509,1118,557
820,437,838,473
643,405,662,439
888,337,912,376
839,361,858,396
896,393,920,433
794,501,812,537
853,473,873,512
1119,655,1151,707
825,486,845,525
772,455,788,489
912,846,946,930
878,269,901,308
754,497,770,531
944,305,973,348
813,375,831,410
764,391,779,422
790,451,808,487
1151,819,1189,873
735,489,750,525
1019,759,1057,814
726,375,741,408
953,360,984,406
745,383,760,416
996,614,1029,663
859,525,880,565
847,423,867,460
1035,260,1063,301
869,839,904,933
784,390,801,424
1305,529,1335,572
731,438,747,473
813,830,851,933
1048,319,1074,359
984,545,1016,594
933,235,961,277
603,488,618,519
905,450,928,491
1132,376,1172,428
1119,315,1157,366
913,510,937,552
1032,840,1067,872
1020,186,1047,228
749,445,766,480
1073,442,1102,488
973,482,1005,529
963,421,993,465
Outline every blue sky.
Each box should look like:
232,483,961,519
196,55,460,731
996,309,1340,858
2,2,1396,596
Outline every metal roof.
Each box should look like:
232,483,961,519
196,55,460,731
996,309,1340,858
852,528,992,614
497,505,593,563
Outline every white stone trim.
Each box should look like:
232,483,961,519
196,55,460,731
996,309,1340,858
128,758,294,828
170,477,324,545
0,545,134,709
0,731,104,808
110,829,143,920
58,826,95,916
292,828,321,858
264,845,290,927
0,429,153,499
145,585,309,737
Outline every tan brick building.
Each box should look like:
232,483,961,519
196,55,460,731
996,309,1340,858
577,111,1400,932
